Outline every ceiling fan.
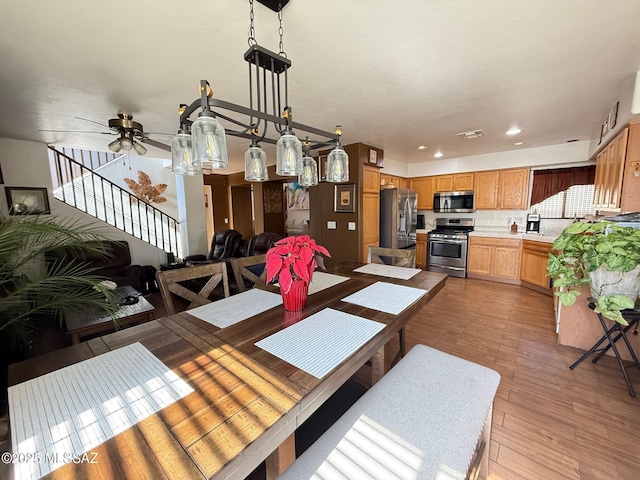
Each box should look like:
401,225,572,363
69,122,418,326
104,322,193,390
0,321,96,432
40,113,171,155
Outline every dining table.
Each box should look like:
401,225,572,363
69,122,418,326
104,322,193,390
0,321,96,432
7,262,447,480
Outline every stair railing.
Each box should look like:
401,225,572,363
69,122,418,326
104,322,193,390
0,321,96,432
48,146,181,256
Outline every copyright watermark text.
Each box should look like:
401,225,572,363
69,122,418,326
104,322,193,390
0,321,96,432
1,451,98,465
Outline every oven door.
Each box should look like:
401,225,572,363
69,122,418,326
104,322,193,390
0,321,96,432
427,237,467,269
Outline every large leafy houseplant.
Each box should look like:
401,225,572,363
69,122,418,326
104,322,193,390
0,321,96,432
547,221,640,325
0,214,119,351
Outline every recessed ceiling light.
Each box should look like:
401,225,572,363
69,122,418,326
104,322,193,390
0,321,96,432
433,151,444,158
513,141,524,146
417,145,427,150
506,127,521,135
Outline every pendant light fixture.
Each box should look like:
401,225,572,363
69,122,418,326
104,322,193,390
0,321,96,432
326,126,349,182
173,0,347,180
171,127,200,175
298,138,318,187
244,140,268,181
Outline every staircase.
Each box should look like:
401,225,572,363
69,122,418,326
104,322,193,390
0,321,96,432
48,147,182,257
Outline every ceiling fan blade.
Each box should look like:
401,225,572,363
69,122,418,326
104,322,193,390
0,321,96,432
39,129,114,134
75,116,110,128
139,137,171,152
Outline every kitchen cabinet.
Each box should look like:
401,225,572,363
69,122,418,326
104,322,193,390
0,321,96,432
454,173,475,191
416,233,427,269
435,175,453,192
411,177,434,210
398,177,410,189
467,236,521,284
593,122,640,213
520,239,553,294
362,164,380,262
474,168,530,210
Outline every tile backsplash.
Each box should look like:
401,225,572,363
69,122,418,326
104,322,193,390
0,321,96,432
418,210,572,237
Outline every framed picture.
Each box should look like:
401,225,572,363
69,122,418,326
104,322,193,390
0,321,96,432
5,187,51,215
369,149,378,164
334,183,356,213
318,155,328,182
610,101,619,129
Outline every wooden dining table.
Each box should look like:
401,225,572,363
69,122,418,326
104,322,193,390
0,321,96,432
7,263,447,480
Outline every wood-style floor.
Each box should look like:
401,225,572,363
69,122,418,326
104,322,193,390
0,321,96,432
408,276,640,480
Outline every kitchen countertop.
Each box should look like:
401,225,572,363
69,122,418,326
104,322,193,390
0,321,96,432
469,230,557,243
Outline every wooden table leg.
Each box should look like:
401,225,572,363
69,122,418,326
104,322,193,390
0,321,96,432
371,346,386,385
265,433,296,480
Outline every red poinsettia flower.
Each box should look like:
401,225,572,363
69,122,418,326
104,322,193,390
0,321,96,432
266,235,331,293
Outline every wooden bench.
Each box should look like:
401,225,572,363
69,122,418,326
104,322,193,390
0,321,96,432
278,344,500,480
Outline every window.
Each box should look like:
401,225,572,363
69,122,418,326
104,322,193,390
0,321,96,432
531,184,595,219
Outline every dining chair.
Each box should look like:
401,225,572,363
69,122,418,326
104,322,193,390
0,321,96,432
367,245,417,359
367,246,416,268
156,262,230,315
228,254,278,293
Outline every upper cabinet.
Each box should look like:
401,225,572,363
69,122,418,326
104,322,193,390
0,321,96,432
453,173,475,191
593,125,637,211
435,175,453,192
411,177,435,209
475,168,529,210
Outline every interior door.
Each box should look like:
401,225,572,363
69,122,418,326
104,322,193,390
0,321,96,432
231,185,254,239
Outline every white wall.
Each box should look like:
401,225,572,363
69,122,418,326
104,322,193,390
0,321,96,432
380,157,409,177
408,140,591,177
0,137,207,268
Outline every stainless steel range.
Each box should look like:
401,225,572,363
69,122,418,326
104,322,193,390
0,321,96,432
427,218,474,278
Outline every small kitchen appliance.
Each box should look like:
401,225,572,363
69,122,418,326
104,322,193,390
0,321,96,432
526,213,541,234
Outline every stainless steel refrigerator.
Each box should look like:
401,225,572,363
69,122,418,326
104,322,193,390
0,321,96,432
379,188,418,249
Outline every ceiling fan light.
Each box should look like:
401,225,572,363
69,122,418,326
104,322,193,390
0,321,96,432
276,132,303,176
326,145,349,182
120,136,133,150
191,112,228,169
133,141,147,155
298,155,318,186
171,131,201,175
244,144,269,182
108,138,122,153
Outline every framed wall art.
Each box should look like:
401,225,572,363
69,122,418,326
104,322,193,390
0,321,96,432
334,183,356,213
5,187,51,215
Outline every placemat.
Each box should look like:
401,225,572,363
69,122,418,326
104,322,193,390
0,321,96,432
353,263,421,280
187,288,282,328
341,281,426,315
255,308,385,378
8,343,193,480
308,272,350,295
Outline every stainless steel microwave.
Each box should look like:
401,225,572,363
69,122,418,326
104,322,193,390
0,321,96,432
433,191,475,213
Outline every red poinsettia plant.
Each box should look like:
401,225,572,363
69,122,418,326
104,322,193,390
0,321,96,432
266,235,331,293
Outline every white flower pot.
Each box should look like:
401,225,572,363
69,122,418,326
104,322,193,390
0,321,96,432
589,264,640,301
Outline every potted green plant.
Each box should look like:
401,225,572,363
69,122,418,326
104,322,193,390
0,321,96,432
547,221,640,325
0,214,120,351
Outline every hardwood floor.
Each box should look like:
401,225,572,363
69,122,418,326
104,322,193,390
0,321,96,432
408,276,640,480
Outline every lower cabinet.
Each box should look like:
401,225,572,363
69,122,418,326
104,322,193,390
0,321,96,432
520,240,553,294
467,236,521,284
416,233,427,269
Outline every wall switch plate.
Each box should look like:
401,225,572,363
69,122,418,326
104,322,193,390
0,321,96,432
224,217,229,224
327,221,337,230
348,222,356,230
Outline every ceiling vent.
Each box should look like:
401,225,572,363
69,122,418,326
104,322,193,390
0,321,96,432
456,129,486,139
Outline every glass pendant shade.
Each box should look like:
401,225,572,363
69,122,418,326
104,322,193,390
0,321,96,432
244,144,269,181
191,112,229,169
276,132,303,176
133,142,147,155
326,145,349,182
171,131,201,175
298,155,318,186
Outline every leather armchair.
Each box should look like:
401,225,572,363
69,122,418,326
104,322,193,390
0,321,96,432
185,229,242,263
245,232,283,256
